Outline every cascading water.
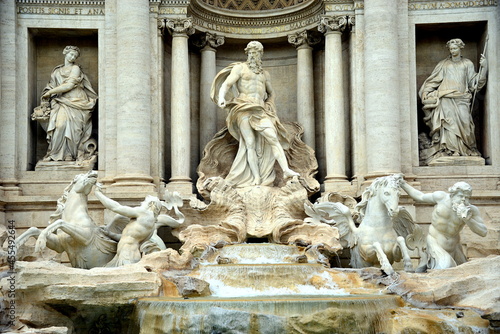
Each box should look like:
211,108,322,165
130,244,403,334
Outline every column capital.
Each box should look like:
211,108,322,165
318,15,353,34
192,32,225,50
287,30,321,49
159,17,195,37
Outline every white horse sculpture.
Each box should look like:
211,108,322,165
305,174,424,275
17,170,117,269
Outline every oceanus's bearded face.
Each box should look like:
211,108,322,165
451,191,471,219
246,51,263,74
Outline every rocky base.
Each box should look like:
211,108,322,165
1,255,498,333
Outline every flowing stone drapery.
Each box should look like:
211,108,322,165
288,30,320,150
318,16,351,192
195,33,225,156
363,1,401,179
165,18,195,195
114,0,154,190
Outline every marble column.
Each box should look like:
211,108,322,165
165,18,195,195
350,3,367,192
288,30,319,149
363,0,401,180
0,0,21,195
112,0,154,191
318,16,351,193
100,0,118,186
195,33,225,156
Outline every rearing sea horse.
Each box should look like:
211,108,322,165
305,174,425,275
17,171,116,269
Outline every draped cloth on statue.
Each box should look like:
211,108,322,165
43,64,97,161
419,57,484,156
211,62,290,187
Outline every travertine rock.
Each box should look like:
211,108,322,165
163,276,211,297
387,255,500,317
10,261,161,305
0,260,162,332
138,248,194,271
389,308,490,334
4,326,69,334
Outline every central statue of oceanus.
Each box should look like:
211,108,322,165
210,41,299,187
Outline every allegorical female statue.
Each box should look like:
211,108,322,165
419,38,487,162
34,45,98,163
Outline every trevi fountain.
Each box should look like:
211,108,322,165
0,0,499,333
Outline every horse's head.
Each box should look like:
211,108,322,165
375,174,402,217
356,174,402,219
71,170,98,195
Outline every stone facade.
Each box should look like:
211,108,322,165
1,0,499,260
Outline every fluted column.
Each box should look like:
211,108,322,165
319,16,351,193
165,18,194,195
288,30,319,149
364,0,401,180
0,0,20,195
350,2,367,191
113,0,154,191
195,33,225,156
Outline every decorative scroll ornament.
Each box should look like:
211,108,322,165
192,32,225,49
288,30,321,49
161,17,195,36
317,15,353,34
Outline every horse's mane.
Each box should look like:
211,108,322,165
354,175,401,222
49,174,80,224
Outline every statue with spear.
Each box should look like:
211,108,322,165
419,37,488,162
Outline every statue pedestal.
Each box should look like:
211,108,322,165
35,156,97,171
428,156,485,167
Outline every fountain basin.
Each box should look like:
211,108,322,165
132,294,404,334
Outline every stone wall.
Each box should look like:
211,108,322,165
0,0,499,260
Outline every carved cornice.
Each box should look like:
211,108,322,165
323,0,361,12
408,0,497,10
16,0,104,15
192,32,225,49
17,0,104,4
158,0,190,6
288,30,321,48
186,0,328,39
318,15,353,34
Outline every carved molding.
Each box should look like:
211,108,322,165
185,0,327,38
158,0,190,6
323,0,361,12
408,0,497,10
199,0,307,11
288,30,321,48
16,0,105,15
17,0,104,4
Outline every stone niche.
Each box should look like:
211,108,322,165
28,28,99,170
162,34,329,183
415,21,489,165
